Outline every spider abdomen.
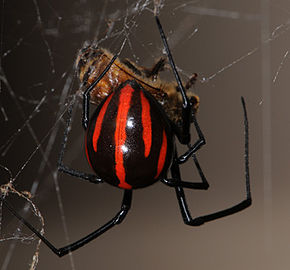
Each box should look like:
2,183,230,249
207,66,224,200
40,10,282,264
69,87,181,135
85,80,174,189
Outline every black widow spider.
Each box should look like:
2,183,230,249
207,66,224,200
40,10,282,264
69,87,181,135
1,14,252,257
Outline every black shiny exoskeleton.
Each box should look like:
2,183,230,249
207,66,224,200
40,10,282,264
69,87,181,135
86,80,174,189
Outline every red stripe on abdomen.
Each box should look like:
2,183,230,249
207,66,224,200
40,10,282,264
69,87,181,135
155,130,167,179
92,94,113,152
115,85,134,189
140,91,152,157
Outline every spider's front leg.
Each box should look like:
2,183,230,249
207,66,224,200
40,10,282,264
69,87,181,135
155,13,206,178
155,15,205,150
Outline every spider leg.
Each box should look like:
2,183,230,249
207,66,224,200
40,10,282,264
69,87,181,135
169,97,252,225
155,16,192,144
155,15,206,150
59,51,119,182
57,102,103,184
161,152,209,190
82,53,118,130
175,178,251,226
177,113,205,164
1,189,132,257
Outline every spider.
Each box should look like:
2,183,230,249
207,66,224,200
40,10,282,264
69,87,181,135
1,14,252,257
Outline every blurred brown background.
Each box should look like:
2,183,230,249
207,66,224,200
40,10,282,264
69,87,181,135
1,0,290,269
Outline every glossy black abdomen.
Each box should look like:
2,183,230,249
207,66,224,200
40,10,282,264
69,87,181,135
85,80,174,189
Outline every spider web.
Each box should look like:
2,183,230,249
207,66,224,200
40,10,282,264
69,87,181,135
0,0,290,269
